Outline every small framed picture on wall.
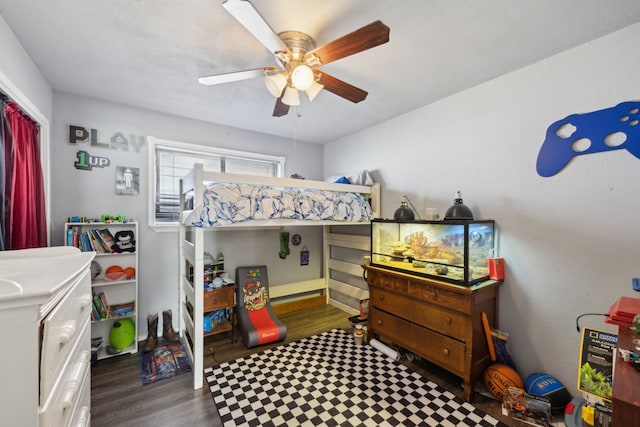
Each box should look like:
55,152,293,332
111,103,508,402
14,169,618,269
116,166,140,195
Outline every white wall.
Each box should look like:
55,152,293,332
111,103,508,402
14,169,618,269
325,22,640,395
50,92,325,338
0,14,52,118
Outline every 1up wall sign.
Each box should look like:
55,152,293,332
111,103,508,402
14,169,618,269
69,125,146,171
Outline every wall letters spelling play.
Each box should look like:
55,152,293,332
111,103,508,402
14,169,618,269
69,125,146,171
69,125,146,152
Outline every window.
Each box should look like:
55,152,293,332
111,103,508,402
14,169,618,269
148,137,285,228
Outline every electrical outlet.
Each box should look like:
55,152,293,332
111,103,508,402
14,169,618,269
633,278,640,292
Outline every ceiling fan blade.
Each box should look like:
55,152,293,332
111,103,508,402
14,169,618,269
272,97,290,117
198,67,277,86
223,0,291,61
303,20,390,66
315,71,368,103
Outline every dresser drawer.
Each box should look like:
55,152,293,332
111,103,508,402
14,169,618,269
370,287,469,340
40,269,92,401
66,362,91,427
41,320,90,403
370,307,465,375
204,285,235,312
39,348,91,427
367,270,409,293
408,280,470,314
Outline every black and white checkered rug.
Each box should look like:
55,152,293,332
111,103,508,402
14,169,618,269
205,329,507,427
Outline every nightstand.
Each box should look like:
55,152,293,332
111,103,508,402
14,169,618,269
203,284,236,342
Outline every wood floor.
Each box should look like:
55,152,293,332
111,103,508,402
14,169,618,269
91,304,510,426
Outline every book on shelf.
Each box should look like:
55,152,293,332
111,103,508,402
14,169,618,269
89,229,109,253
91,300,100,321
99,229,116,253
107,301,135,319
91,337,104,351
92,293,108,319
86,230,100,253
98,292,109,311
68,226,117,253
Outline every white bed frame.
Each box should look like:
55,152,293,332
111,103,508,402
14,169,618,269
178,163,380,389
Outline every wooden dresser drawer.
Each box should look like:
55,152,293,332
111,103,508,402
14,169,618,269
370,307,465,375
367,270,409,293
204,285,235,312
370,287,468,340
408,280,470,314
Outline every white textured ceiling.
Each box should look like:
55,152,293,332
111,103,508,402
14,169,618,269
2,0,640,143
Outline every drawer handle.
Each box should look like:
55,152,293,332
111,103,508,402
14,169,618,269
63,351,91,408
442,348,449,356
77,406,90,427
444,317,452,325
377,319,383,326
379,295,385,301
79,294,92,311
61,380,81,409
212,298,218,304
59,320,78,345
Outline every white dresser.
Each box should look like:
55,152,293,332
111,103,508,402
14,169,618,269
0,246,94,426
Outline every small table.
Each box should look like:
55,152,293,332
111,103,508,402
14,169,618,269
203,284,236,342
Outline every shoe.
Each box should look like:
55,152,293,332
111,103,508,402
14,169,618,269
143,314,158,352
162,309,179,342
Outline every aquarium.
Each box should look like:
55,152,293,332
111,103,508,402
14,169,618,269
370,219,495,285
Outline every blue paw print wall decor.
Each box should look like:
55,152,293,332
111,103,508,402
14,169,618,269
537,101,640,177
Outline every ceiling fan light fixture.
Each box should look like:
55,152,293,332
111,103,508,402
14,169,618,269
291,64,314,91
265,73,287,97
305,80,324,102
281,86,300,106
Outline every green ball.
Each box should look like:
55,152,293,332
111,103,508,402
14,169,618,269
109,318,135,350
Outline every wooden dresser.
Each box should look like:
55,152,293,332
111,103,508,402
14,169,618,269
364,265,501,401
612,326,640,427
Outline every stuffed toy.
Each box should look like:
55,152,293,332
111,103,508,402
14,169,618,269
113,230,136,253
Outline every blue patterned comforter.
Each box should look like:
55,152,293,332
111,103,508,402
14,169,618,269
184,182,374,227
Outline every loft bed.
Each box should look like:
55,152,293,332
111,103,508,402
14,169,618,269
178,163,380,389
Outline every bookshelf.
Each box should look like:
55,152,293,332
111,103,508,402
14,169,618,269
65,221,139,360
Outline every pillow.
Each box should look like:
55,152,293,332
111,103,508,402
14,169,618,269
326,170,373,185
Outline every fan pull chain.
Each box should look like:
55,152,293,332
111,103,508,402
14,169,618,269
292,105,302,151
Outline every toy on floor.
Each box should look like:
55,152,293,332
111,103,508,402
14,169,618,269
525,372,572,415
484,363,524,400
235,265,287,348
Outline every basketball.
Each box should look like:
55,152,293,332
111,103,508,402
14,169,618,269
105,265,125,280
123,267,136,279
484,363,524,400
525,373,572,414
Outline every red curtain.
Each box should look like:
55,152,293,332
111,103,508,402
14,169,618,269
4,101,47,249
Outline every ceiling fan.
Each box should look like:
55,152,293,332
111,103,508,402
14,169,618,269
198,0,390,117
